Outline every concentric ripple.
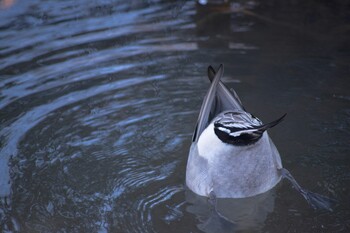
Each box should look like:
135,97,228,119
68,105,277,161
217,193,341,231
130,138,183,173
0,1,201,232
2,0,349,233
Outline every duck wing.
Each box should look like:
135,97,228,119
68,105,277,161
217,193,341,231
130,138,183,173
192,64,224,142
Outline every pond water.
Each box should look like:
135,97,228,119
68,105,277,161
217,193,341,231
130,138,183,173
0,0,349,232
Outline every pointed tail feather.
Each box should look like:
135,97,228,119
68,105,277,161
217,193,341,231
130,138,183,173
192,64,224,142
207,65,244,112
281,168,336,211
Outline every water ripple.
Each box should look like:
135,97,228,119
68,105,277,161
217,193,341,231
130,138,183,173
0,74,167,196
2,0,348,233
137,186,183,225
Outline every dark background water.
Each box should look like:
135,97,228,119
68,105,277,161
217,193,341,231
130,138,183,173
0,0,349,232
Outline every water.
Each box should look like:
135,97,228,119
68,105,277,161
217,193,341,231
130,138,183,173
0,0,349,232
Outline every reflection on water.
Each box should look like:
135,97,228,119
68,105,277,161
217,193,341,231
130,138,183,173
186,188,276,233
1,0,349,232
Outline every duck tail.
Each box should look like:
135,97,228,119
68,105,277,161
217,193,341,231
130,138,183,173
281,168,337,211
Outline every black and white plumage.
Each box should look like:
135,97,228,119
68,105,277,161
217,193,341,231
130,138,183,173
186,64,335,210
213,111,286,146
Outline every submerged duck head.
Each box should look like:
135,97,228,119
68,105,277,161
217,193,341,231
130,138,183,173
186,64,335,211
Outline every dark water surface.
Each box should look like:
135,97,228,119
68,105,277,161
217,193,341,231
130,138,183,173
1,0,350,232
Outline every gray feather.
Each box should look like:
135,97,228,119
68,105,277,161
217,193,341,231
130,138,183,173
192,64,224,142
207,65,244,113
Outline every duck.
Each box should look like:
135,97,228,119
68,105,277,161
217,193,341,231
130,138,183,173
186,64,334,210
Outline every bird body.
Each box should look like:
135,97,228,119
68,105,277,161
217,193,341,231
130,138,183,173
186,65,283,198
185,65,334,211
187,121,282,198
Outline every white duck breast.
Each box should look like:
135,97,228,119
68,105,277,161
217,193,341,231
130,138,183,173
195,122,281,198
186,65,335,210
186,65,283,198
